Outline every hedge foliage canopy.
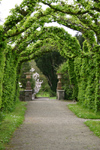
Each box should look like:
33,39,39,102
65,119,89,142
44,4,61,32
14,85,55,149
1,0,100,112
2,0,100,58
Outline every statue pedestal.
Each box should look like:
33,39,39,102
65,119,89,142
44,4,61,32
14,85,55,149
25,90,32,101
57,90,65,100
24,77,32,101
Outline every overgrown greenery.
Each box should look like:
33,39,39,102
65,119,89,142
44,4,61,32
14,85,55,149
57,61,73,100
0,25,6,108
30,60,52,94
2,46,19,111
35,51,65,92
0,101,27,150
0,0,100,113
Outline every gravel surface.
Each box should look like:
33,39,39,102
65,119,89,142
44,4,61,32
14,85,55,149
6,98,100,150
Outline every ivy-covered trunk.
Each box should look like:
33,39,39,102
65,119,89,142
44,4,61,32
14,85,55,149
0,26,6,109
2,47,18,111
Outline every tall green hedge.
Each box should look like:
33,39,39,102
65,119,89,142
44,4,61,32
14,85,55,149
67,53,100,112
58,43,100,112
94,54,100,112
67,58,78,100
2,46,19,111
0,26,6,109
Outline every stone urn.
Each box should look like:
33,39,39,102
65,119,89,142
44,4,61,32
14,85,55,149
56,73,65,100
25,72,32,90
57,73,62,90
24,72,32,101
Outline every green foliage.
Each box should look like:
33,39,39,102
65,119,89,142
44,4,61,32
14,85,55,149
30,60,51,94
36,91,50,97
2,46,19,111
68,58,78,100
0,26,6,109
0,101,27,150
75,32,85,49
0,51,5,108
68,103,100,119
94,55,100,112
1,0,100,114
49,96,56,99
39,77,51,94
85,121,100,138
35,51,65,92
76,57,88,104
0,112,5,124
57,61,73,100
36,91,56,98
19,62,31,89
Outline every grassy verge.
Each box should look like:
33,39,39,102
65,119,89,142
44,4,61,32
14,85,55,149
68,103,100,119
36,92,50,97
36,92,56,99
68,103,100,138
49,97,56,99
0,101,27,150
84,120,100,137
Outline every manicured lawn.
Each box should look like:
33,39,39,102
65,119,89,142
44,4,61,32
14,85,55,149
0,101,27,150
68,103,100,138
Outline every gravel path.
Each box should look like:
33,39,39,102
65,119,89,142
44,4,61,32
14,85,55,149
6,98,100,150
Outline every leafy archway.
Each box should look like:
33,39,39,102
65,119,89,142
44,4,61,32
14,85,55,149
0,0,100,112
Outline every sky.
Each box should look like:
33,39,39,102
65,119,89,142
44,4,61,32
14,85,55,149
0,0,77,36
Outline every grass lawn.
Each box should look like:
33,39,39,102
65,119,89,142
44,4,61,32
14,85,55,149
68,103,100,138
68,103,100,119
84,120,100,138
0,101,27,150
49,97,56,99
36,92,50,97
36,92,56,99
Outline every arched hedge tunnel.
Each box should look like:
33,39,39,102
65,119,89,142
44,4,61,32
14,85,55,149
0,25,80,111
0,0,100,112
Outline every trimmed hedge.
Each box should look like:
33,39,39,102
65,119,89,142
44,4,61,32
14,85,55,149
2,46,19,111
0,26,6,109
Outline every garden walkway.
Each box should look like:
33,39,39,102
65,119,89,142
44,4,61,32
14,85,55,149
6,98,100,150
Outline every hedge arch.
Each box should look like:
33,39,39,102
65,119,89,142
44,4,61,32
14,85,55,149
1,0,100,113
1,24,81,111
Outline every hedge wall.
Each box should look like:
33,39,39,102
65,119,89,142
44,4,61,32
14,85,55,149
1,46,19,111
67,50,100,112
0,26,6,109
